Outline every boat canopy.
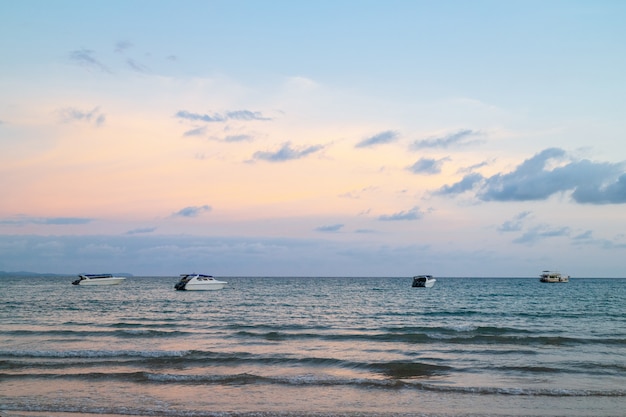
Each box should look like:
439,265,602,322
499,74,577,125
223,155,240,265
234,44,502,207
80,274,114,279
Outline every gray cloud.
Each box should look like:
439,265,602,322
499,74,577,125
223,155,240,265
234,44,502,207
410,129,481,150
407,157,449,175
175,110,271,123
253,142,324,162
69,49,111,73
315,224,344,232
378,206,424,221
58,107,106,126
172,205,212,218
571,173,626,204
355,130,399,148
435,148,626,204
480,148,625,203
434,172,484,196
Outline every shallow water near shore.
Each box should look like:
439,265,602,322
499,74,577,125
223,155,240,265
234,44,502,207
1,276,625,416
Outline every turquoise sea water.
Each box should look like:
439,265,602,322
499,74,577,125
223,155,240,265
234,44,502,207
1,276,625,417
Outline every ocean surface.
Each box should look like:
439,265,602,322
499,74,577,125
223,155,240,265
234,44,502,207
1,276,625,417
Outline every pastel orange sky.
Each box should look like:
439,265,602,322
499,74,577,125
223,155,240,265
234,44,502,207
1,1,625,276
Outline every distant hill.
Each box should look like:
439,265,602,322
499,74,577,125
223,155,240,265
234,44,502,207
0,271,67,277
0,271,133,277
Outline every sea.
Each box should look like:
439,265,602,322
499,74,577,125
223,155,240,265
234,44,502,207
1,276,625,417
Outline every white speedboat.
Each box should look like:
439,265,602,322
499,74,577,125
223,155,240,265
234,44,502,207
540,270,569,283
72,274,126,286
174,274,227,291
412,275,436,288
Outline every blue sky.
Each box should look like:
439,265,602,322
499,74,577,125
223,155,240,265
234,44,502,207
1,0,625,277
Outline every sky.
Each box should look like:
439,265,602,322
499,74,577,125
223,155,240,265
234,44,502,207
1,0,625,277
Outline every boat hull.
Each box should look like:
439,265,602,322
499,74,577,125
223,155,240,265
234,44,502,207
539,271,569,283
412,276,436,288
73,277,126,286
182,282,226,291
174,274,227,291
540,277,569,283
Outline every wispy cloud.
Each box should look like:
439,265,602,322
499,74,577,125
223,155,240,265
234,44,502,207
378,206,424,221
338,186,377,199
126,227,157,235
57,106,106,126
573,230,593,240
175,110,271,123
69,48,111,73
436,148,626,205
183,126,207,137
172,205,212,218
125,58,149,73
407,157,449,175
498,211,532,232
355,130,399,148
176,110,224,122
228,110,272,121
499,213,595,247
183,128,255,142
252,142,324,162
224,134,253,143
43,217,93,225
458,160,491,174
410,129,481,150
512,224,571,245
115,40,133,53
315,224,344,232
0,216,93,226
571,231,626,250
112,40,150,73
